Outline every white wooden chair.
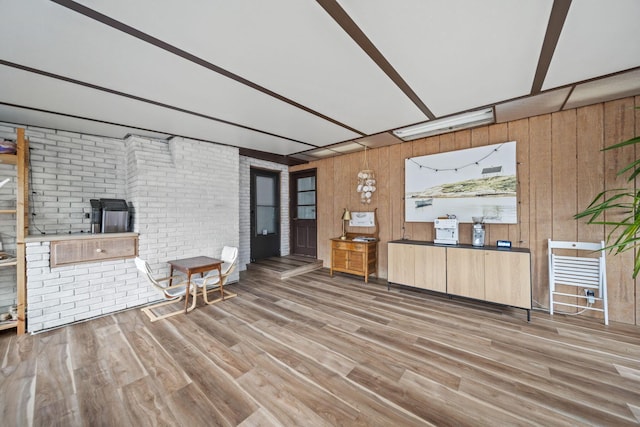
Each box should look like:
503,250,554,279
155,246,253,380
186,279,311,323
136,257,197,322
191,246,238,304
548,239,608,325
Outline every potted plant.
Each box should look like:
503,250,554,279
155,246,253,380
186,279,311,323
574,111,640,277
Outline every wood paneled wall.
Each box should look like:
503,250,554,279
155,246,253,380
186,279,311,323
290,96,639,325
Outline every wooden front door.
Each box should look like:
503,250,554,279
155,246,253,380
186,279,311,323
290,169,317,258
250,169,280,261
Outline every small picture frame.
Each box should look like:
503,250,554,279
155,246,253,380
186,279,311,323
349,211,375,227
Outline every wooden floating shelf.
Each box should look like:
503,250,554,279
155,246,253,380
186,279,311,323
0,210,17,215
0,320,18,331
0,153,17,165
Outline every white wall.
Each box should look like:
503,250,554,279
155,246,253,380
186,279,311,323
0,123,241,331
127,135,239,275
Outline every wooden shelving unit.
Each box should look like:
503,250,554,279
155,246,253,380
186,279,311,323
0,128,28,334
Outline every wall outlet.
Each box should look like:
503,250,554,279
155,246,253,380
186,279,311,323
585,289,595,304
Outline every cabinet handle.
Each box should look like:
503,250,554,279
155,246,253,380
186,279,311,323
96,248,103,253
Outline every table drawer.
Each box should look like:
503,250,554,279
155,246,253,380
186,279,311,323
332,241,365,251
51,236,138,268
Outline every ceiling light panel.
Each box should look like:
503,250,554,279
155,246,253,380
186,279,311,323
543,0,640,91
0,1,358,147
338,0,553,117
564,68,640,110
355,132,402,149
330,142,365,153
298,148,340,159
393,108,494,141
495,87,571,123
72,0,429,135
0,66,312,155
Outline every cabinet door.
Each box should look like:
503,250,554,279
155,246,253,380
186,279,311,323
332,249,348,270
446,247,484,299
348,250,365,273
484,251,531,308
387,243,414,285
414,245,446,292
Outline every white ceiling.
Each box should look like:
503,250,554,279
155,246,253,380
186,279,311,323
1,0,639,163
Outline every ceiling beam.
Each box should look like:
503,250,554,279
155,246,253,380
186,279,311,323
317,0,436,120
239,147,308,166
531,0,572,94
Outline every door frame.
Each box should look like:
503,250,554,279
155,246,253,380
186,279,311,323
250,168,281,262
289,168,318,258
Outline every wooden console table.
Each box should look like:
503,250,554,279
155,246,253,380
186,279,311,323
330,236,377,283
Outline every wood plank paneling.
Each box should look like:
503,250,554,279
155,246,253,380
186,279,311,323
317,158,334,268
527,114,553,311
290,96,640,325
552,109,578,241
551,110,580,312
376,146,391,278
604,98,636,323
575,104,607,320
576,104,605,243
389,144,404,241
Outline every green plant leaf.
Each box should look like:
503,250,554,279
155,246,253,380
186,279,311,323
575,117,640,277
602,135,640,151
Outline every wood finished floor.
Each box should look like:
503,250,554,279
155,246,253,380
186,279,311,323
1,266,640,426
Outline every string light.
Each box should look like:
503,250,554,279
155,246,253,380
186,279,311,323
408,143,505,173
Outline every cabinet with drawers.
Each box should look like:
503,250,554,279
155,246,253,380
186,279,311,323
330,237,377,283
50,234,138,268
388,240,531,319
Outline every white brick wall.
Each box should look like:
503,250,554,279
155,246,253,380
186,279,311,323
26,242,151,332
238,156,290,271
1,122,241,332
127,135,239,278
24,127,127,234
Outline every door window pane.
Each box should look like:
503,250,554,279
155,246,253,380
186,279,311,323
297,206,316,220
298,176,315,191
297,190,315,205
257,206,277,234
256,176,276,205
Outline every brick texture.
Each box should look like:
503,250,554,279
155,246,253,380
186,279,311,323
1,123,241,332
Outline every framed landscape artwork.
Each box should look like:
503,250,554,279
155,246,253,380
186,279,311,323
405,141,517,223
